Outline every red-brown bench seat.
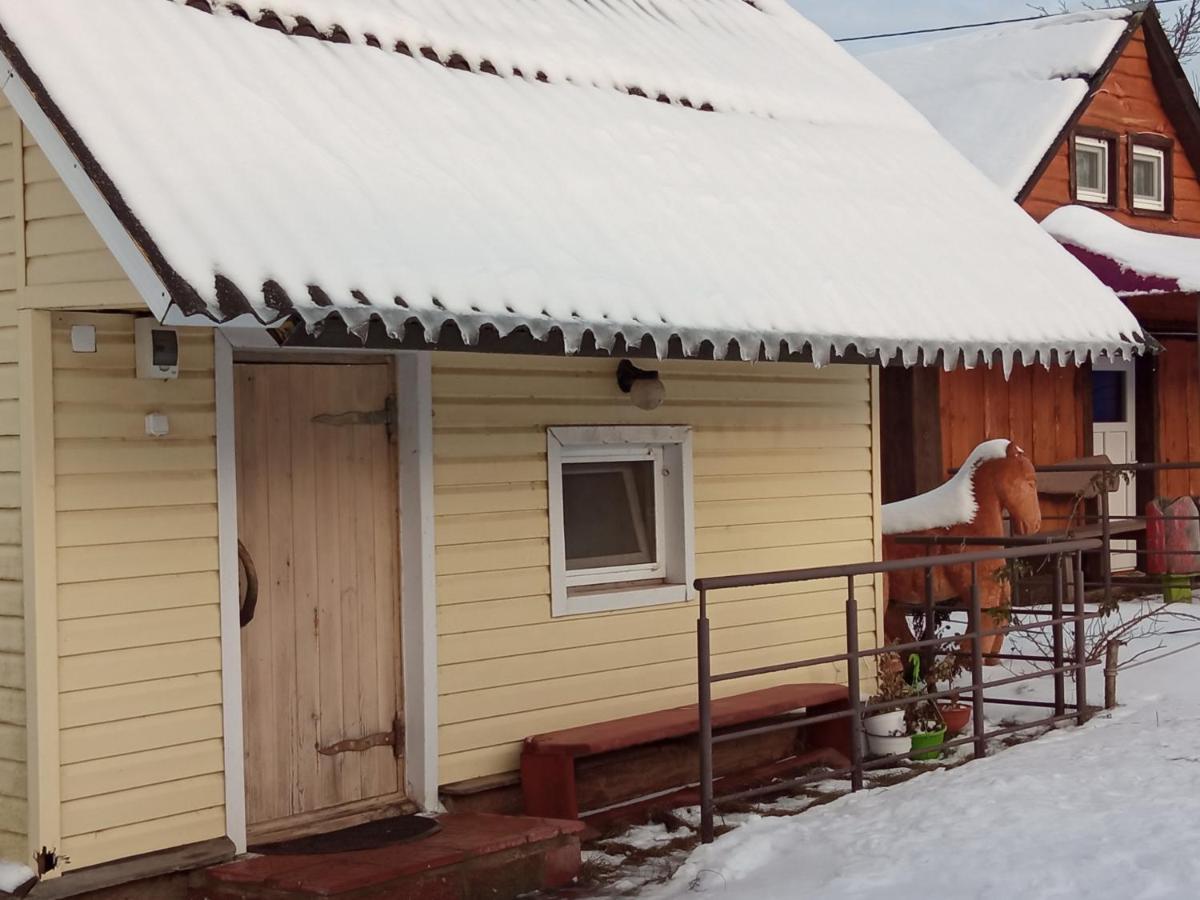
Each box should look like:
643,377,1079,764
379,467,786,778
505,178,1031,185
521,683,850,820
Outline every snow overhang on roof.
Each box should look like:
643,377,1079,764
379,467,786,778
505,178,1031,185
0,0,1146,369
860,9,1133,199
1043,205,1200,297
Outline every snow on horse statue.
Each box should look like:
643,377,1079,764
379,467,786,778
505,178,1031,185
882,439,1041,664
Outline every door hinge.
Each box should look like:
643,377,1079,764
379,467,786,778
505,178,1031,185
313,395,396,441
317,715,404,760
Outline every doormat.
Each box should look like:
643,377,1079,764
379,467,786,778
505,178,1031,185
249,816,441,855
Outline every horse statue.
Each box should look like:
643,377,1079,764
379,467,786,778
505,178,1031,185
882,439,1041,665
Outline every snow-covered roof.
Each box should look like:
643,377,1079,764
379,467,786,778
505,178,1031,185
881,439,1012,535
0,0,1146,365
1043,204,1200,296
860,10,1132,198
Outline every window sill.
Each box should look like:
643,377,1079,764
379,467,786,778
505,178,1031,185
1130,205,1172,219
1074,197,1116,211
553,581,690,617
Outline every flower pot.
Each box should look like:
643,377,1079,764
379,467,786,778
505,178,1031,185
910,727,947,761
938,702,971,737
864,709,905,737
866,731,912,758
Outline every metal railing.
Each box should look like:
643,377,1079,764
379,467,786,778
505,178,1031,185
693,539,1105,844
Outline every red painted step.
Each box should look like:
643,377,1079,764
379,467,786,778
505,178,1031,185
193,813,584,899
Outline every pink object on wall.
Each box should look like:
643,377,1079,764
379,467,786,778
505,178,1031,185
1146,497,1200,575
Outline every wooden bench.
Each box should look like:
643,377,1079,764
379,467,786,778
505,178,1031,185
520,683,851,820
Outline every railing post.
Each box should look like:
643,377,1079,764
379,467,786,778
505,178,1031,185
1052,554,1065,717
1104,640,1120,710
1099,483,1112,600
922,567,936,684
1073,551,1089,726
845,576,863,793
969,561,986,759
697,588,714,844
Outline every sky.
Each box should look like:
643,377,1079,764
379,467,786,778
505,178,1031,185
787,0,1062,47
786,1,1200,89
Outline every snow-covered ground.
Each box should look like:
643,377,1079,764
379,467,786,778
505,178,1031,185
580,598,1200,899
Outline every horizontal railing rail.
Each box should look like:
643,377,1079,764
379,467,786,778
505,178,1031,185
694,538,1104,844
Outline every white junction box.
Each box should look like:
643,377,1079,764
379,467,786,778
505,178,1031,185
135,316,180,380
69,324,96,353
145,413,170,437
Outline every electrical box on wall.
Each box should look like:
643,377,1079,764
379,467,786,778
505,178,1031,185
135,317,179,380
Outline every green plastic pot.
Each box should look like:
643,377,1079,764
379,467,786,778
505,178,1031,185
910,727,946,761
1163,574,1192,604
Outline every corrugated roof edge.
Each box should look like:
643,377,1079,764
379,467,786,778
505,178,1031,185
184,0,728,112
0,5,1148,373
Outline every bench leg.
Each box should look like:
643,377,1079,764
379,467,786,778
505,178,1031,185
803,699,852,764
521,748,579,820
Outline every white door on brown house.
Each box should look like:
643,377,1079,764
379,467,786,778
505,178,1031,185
235,361,405,841
1092,359,1137,572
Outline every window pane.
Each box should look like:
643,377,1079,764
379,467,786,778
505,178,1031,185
563,460,656,570
1075,143,1106,195
1132,153,1162,203
1093,370,1126,424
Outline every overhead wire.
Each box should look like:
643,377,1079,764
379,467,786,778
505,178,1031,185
834,0,1188,44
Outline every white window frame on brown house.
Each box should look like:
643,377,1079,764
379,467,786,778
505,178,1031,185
1072,133,1114,205
1128,133,1174,216
547,425,695,617
1130,144,1166,211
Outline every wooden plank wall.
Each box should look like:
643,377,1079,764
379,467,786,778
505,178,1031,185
1154,338,1200,498
51,314,222,870
940,363,1087,469
939,363,1086,523
0,94,26,861
431,355,880,785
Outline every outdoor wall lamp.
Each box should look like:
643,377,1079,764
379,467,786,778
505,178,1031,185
617,359,666,411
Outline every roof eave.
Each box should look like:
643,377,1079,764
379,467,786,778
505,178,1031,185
0,22,197,323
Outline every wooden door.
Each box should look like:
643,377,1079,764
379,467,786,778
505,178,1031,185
235,361,405,840
1093,359,1137,571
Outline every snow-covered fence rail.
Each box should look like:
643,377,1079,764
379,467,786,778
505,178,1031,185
692,538,1106,845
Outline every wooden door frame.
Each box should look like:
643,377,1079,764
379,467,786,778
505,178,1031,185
214,335,439,854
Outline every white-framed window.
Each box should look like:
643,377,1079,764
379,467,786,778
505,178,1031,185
1074,135,1111,204
1131,144,1166,212
547,425,694,617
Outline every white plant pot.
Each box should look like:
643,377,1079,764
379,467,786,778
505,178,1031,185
866,732,912,757
864,709,905,737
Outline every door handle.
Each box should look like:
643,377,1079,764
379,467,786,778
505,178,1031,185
239,539,259,628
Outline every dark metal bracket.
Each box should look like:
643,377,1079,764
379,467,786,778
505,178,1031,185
317,716,404,760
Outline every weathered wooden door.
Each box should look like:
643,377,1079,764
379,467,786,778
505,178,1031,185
235,361,405,840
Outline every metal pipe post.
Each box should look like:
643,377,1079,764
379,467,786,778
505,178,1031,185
1052,554,1065,717
1099,486,1112,600
697,589,714,844
969,562,986,759
1073,551,1088,726
923,567,936,683
1104,640,1120,710
845,577,863,792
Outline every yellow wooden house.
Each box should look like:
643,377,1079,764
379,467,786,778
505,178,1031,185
0,0,1143,893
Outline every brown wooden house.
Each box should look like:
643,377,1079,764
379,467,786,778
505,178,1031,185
865,3,1200,534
